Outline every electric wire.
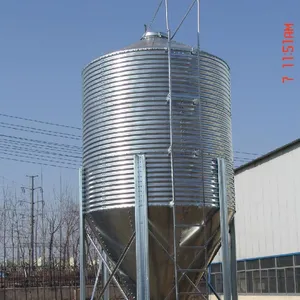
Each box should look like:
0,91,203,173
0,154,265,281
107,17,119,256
0,175,23,187
0,113,81,130
0,138,81,155
234,150,260,156
0,136,257,163
0,132,260,159
148,0,164,30
0,150,78,167
0,113,260,156
234,158,254,163
0,155,77,170
0,134,81,152
0,114,260,169
0,120,81,138
0,143,81,161
0,122,81,140
171,0,197,40
0,134,258,162
0,136,257,169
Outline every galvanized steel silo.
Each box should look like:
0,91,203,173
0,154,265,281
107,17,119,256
82,31,235,299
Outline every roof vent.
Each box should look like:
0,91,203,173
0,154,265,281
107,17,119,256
141,31,168,40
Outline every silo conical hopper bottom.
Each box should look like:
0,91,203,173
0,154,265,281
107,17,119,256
86,205,234,299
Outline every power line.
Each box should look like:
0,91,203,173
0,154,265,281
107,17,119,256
0,113,261,157
0,147,254,170
0,131,261,158
0,113,81,130
0,134,81,151
0,132,260,159
0,141,82,160
0,153,254,171
0,138,81,155
0,138,255,164
0,175,24,187
0,149,79,167
0,145,81,164
0,136,256,168
0,121,81,140
148,0,164,30
0,149,79,166
0,155,78,170
234,157,253,162
234,150,260,156
171,0,197,40
0,113,262,169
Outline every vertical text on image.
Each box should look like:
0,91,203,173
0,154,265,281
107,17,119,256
282,23,294,83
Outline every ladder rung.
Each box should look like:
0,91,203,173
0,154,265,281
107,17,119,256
179,245,207,249
177,268,207,273
175,224,205,228
179,292,207,295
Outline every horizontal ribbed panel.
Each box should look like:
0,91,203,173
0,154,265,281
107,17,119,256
82,47,235,213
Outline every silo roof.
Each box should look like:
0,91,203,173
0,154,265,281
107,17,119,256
120,31,192,51
83,31,230,74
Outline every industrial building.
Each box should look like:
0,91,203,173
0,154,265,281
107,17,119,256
210,139,300,298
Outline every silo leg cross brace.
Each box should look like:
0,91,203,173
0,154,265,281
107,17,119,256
87,231,134,300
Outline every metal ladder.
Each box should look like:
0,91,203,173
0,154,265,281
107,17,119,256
172,208,210,300
165,0,209,296
167,89,210,300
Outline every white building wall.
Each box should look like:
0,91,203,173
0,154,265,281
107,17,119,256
214,145,300,262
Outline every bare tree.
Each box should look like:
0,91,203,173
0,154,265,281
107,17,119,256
47,207,61,268
0,176,110,298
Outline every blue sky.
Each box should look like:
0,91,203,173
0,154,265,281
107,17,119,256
0,0,299,198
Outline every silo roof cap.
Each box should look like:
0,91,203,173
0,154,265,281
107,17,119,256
141,31,168,40
120,31,191,51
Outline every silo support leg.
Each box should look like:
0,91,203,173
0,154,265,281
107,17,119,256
79,168,86,300
79,224,87,300
217,158,232,300
102,251,110,300
133,154,151,300
230,218,238,300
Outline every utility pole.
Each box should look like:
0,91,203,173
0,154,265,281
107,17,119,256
59,171,63,299
40,168,45,268
35,192,39,267
3,186,7,273
23,175,40,273
29,175,38,272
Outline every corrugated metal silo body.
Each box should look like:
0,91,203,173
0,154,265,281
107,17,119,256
82,32,235,298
